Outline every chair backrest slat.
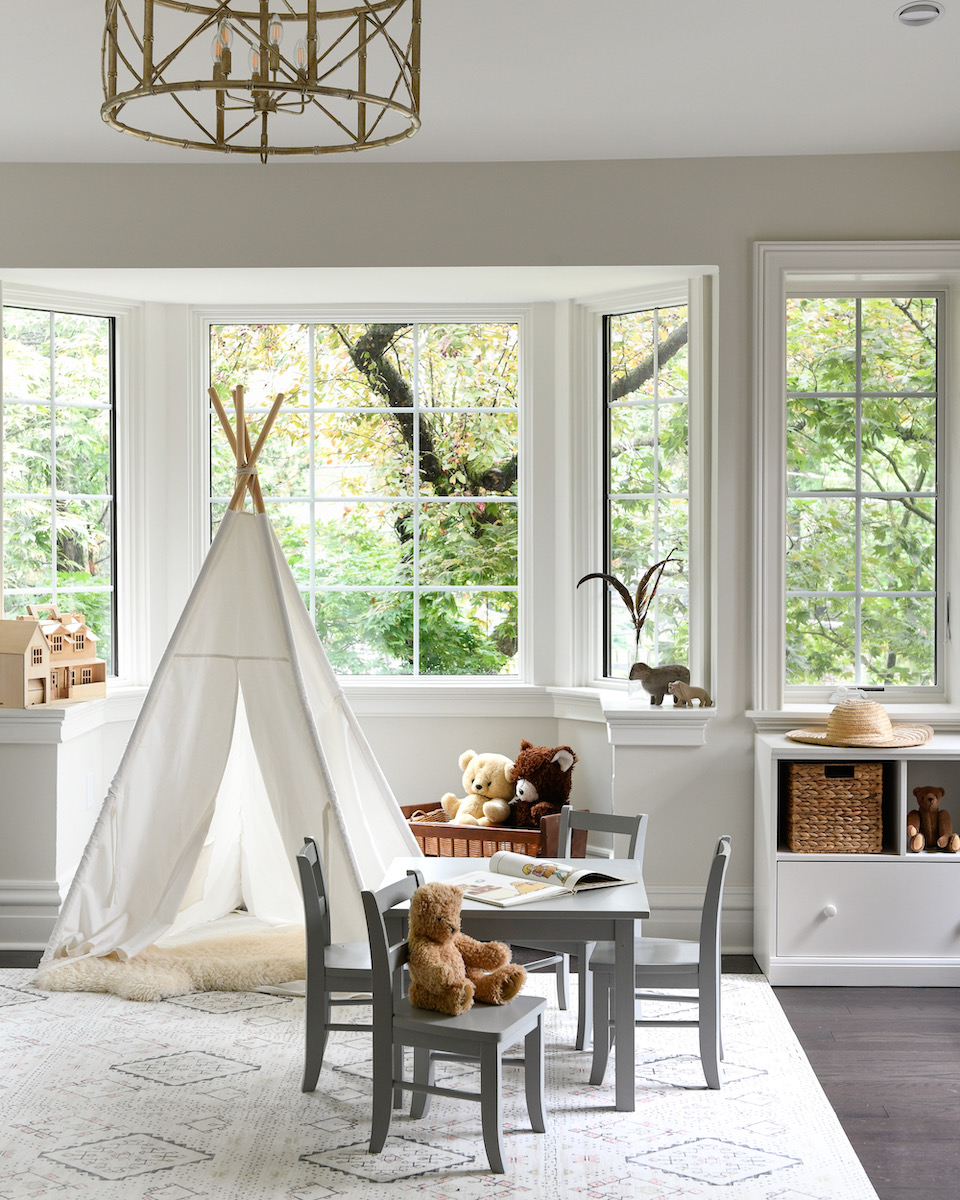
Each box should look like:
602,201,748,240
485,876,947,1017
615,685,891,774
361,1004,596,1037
296,835,331,953
699,835,732,976
362,876,419,1004
558,808,648,864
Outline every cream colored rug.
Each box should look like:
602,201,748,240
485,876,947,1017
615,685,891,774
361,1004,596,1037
0,971,878,1198
33,927,305,1002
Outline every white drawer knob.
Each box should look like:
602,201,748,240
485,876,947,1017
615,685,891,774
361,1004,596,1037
822,904,838,919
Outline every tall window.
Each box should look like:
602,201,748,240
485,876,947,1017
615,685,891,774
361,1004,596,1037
210,320,519,677
785,295,938,688
603,304,689,677
1,306,116,671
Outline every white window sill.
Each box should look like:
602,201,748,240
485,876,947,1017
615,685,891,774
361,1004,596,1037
748,705,960,735
0,679,717,748
343,680,716,745
0,684,147,744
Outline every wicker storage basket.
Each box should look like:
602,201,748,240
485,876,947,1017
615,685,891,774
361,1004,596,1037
401,805,585,859
785,761,883,853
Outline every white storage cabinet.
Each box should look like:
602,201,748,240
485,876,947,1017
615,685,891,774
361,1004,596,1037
755,733,960,985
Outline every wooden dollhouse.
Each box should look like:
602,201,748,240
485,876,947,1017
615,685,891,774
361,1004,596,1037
0,606,107,708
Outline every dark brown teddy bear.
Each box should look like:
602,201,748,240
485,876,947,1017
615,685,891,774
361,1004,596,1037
506,739,577,830
908,786,960,853
407,882,526,1016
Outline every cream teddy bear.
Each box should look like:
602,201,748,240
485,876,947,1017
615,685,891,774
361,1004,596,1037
440,749,514,826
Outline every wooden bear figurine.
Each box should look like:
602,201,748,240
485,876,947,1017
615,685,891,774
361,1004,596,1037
907,786,960,853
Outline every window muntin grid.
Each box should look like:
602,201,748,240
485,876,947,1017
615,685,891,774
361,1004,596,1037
209,320,520,678
603,305,690,679
784,294,939,689
1,306,116,672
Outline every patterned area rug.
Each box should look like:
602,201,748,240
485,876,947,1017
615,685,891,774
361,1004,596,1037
0,970,877,1200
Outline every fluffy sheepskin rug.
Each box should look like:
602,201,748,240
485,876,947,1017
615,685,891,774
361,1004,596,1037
33,927,306,1002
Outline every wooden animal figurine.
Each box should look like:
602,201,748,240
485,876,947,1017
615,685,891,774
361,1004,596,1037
907,786,960,853
667,680,714,707
628,661,690,705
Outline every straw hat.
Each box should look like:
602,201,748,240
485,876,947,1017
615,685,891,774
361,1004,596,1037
785,697,934,748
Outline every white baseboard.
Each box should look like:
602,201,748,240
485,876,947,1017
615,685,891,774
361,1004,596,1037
0,880,60,950
642,884,753,956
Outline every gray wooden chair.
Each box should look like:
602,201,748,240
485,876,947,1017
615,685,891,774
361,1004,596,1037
362,875,548,1174
588,834,732,1090
518,808,648,1050
296,835,376,1092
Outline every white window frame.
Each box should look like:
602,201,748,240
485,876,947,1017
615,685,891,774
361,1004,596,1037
0,282,146,687
754,242,960,710
192,304,533,684
571,278,714,695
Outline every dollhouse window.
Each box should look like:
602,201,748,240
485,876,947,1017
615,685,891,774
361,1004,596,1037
32,647,43,665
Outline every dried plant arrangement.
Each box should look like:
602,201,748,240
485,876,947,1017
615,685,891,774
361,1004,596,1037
576,549,677,669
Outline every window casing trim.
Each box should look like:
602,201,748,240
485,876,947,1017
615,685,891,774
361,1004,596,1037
753,241,960,711
190,303,534,682
571,278,714,694
0,282,146,685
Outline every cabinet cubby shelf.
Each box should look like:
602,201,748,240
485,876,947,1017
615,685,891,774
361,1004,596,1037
755,733,960,986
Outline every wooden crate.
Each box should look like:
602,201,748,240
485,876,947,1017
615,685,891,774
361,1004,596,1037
401,805,587,859
785,761,883,853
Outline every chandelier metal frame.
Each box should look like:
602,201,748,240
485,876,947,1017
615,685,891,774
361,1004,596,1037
102,0,421,161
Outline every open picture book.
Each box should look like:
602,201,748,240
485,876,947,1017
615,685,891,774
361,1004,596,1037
447,849,634,908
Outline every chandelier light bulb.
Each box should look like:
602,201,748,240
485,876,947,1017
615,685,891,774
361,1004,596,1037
217,19,234,49
293,37,308,71
267,13,284,46
211,33,225,64
249,43,262,74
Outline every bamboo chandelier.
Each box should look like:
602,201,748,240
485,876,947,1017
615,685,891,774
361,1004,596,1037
102,1,421,162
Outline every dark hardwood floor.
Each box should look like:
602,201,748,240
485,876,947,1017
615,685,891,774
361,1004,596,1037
773,983,960,1200
3,948,955,1198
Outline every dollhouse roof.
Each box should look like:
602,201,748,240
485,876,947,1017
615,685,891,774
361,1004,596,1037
0,619,47,655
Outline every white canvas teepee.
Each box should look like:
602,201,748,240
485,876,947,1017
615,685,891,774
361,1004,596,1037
39,387,420,972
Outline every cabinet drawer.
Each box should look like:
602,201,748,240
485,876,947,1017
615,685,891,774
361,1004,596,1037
777,861,960,959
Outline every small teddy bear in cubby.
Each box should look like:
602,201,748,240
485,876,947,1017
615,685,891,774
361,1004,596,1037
907,785,960,853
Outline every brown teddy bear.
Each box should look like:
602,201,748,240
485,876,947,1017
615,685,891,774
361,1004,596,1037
908,786,960,853
406,882,526,1016
506,739,577,830
440,750,514,827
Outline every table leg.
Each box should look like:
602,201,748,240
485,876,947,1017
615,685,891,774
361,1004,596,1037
613,918,635,1112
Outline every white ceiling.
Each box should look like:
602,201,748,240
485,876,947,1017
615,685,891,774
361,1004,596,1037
1,1,958,165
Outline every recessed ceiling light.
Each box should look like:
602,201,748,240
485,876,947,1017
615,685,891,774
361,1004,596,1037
896,2,943,25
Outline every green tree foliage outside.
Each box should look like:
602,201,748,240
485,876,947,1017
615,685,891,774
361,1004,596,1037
606,306,690,677
785,296,937,687
2,307,114,668
210,322,519,676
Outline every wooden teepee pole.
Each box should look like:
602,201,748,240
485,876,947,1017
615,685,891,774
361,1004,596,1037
208,386,284,515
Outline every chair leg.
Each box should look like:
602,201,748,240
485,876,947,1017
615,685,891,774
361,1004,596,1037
524,1014,546,1134
392,1043,405,1109
555,954,570,1010
301,988,330,1093
588,972,613,1086
479,1045,506,1174
410,1046,433,1119
574,941,595,1051
369,1032,395,1153
699,977,722,1090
